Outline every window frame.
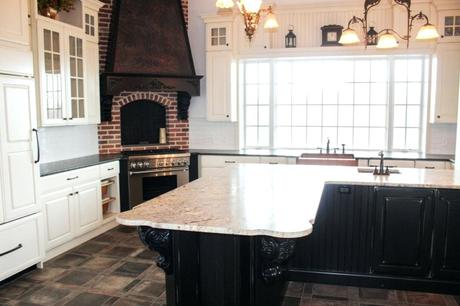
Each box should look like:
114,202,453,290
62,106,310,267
239,54,428,152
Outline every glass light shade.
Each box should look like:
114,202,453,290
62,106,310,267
416,24,440,40
238,0,262,13
338,28,360,44
376,31,399,49
216,0,235,9
264,12,279,29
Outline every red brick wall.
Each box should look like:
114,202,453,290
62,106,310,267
98,92,189,154
97,1,190,154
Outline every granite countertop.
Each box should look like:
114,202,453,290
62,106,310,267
190,149,455,161
116,164,460,239
40,154,123,177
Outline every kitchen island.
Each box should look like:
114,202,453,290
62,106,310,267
117,164,460,305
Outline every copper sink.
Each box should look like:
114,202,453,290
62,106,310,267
297,153,358,167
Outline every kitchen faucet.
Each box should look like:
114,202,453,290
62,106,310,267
373,151,390,176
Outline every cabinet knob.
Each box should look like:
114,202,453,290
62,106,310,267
226,43,229,46
437,115,441,119
226,115,229,118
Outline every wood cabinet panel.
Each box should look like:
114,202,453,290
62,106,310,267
433,189,460,280
372,187,435,277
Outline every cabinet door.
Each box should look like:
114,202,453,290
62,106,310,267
42,188,74,250
37,21,67,126
0,0,30,46
74,181,102,237
432,190,460,280
66,31,87,124
84,41,100,124
0,77,40,222
206,51,236,121
431,45,460,123
372,187,434,277
206,22,232,51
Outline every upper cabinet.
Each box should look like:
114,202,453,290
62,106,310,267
438,10,460,43
430,43,460,123
33,0,103,127
0,0,33,76
206,19,233,51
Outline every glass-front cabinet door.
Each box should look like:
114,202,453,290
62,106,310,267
67,33,86,123
38,22,67,125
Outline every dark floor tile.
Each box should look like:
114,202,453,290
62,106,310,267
283,296,301,306
81,256,119,272
303,283,313,297
141,267,165,283
50,253,90,268
20,286,73,305
135,249,155,261
113,262,151,277
359,288,390,300
0,282,33,300
286,282,305,298
312,284,348,301
72,242,110,255
101,246,138,258
111,295,153,306
56,270,98,286
92,275,137,293
405,291,446,305
300,298,349,306
21,267,67,282
131,280,165,298
64,292,113,306
455,296,460,306
114,226,136,234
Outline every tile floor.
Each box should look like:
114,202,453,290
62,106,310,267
0,226,458,306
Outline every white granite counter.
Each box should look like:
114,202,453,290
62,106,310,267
117,164,460,239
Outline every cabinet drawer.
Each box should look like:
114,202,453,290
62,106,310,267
369,159,415,168
414,161,447,170
41,166,99,194
99,161,119,179
200,155,260,168
0,214,43,281
259,157,289,165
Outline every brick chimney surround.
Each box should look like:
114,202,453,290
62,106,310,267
97,0,190,154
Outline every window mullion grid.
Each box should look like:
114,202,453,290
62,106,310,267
269,60,275,149
387,57,395,152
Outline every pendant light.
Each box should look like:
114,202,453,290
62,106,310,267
376,30,399,49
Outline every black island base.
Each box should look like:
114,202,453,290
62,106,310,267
138,227,299,306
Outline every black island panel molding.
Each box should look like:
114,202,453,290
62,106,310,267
137,226,299,306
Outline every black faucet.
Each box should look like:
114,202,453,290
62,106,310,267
373,151,390,176
326,138,331,154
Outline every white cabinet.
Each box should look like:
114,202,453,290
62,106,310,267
206,51,237,121
430,43,460,123
205,20,233,51
74,181,102,236
414,160,447,169
42,188,74,250
36,20,97,126
41,162,119,252
0,0,30,46
368,159,415,168
0,214,44,281
0,76,40,223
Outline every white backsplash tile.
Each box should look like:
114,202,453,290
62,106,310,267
38,125,99,163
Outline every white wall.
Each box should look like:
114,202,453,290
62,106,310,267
38,125,99,163
188,0,458,154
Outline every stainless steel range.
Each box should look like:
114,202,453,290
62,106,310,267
127,151,190,208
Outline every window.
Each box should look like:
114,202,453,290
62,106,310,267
444,15,460,37
241,56,427,151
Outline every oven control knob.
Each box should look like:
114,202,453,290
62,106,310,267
143,161,150,167
137,161,144,169
130,162,137,169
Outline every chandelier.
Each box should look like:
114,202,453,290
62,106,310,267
339,0,440,49
216,0,279,41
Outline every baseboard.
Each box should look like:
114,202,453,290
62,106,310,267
287,269,460,295
44,220,119,262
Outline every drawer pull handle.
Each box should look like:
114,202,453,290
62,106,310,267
225,161,236,164
0,244,23,257
67,176,79,181
425,166,435,169
269,162,278,165
107,168,114,171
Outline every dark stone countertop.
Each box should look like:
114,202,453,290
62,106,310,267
40,154,123,177
190,149,455,162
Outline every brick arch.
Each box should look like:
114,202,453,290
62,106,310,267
98,91,189,154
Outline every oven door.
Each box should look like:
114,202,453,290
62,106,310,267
129,167,189,208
